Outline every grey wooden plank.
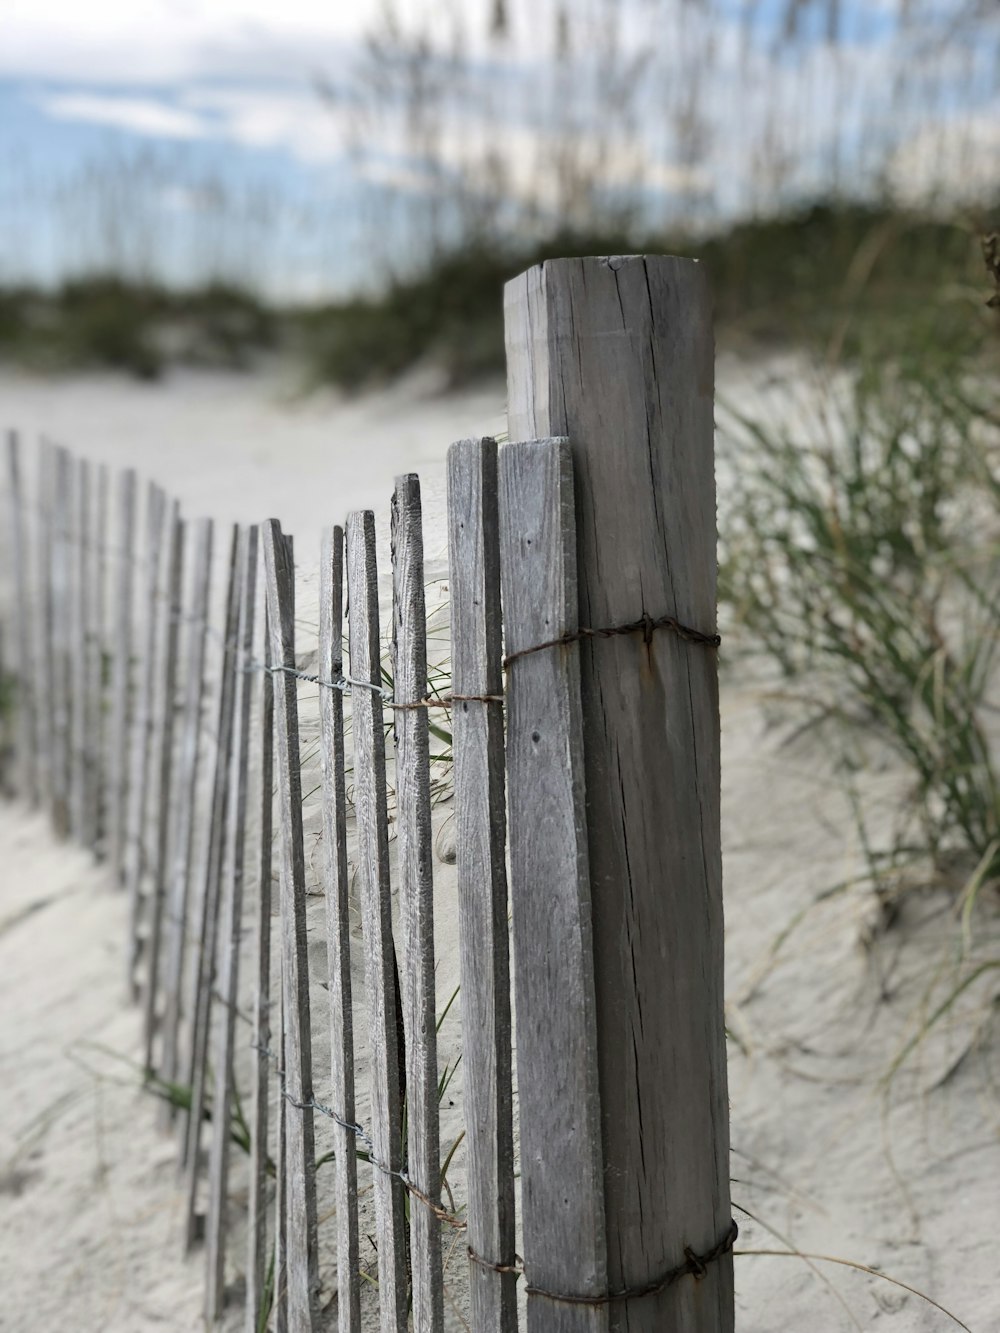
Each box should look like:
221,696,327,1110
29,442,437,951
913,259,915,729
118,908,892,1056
498,437,607,1333
274,988,289,1333
34,440,55,819
345,508,408,1333
318,524,361,1333
446,437,517,1333
50,445,73,837
108,468,138,886
92,463,110,853
246,599,275,1333
159,517,214,1112
4,432,37,806
125,482,167,997
69,456,90,843
261,519,319,1333
390,474,444,1333
181,523,241,1238
206,524,258,1322
505,256,732,1332
142,504,185,1069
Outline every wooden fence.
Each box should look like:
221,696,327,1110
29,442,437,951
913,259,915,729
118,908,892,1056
0,257,734,1332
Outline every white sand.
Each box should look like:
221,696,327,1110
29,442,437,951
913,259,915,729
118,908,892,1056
1,363,997,1332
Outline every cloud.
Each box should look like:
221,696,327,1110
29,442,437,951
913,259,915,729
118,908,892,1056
886,111,1000,207
40,93,209,141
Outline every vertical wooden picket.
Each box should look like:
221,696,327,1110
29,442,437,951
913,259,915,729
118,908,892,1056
498,437,607,1333
261,519,319,1333
142,504,185,1069
182,525,241,1235
246,602,275,1333
391,474,444,1333
4,432,37,806
159,516,214,1106
125,482,167,996
50,446,73,837
318,525,361,1333
346,509,409,1333
446,437,517,1333
69,456,91,843
91,462,109,852
206,524,258,1322
109,468,138,886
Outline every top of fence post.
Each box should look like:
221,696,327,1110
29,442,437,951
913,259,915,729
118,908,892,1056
504,255,733,1333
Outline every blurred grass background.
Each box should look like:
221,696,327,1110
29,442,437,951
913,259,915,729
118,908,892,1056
1,0,997,385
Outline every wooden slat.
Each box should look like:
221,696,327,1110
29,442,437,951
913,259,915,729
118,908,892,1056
246,600,275,1333
91,463,110,853
4,432,37,806
69,456,90,843
345,508,409,1333
446,437,517,1333
125,482,167,996
274,990,289,1333
35,440,57,819
159,516,214,1108
390,474,444,1332
142,504,185,1068
50,445,73,837
498,438,607,1333
505,257,732,1332
261,520,319,1333
108,468,138,886
318,524,361,1333
205,524,258,1320
181,524,241,1231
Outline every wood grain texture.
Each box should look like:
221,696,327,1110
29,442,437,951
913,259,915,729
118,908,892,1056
69,456,90,843
391,474,444,1333
505,256,732,1333
182,524,240,1227
206,524,258,1323
50,446,73,837
246,600,275,1333
108,468,138,885
262,520,320,1333
318,525,361,1333
4,432,37,805
142,504,184,1068
125,482,167,995
498,437,607,1333
159,517,213,1108
445,437,517,1333
345,509,408,1333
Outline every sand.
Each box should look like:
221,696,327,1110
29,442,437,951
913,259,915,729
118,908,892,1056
1,362,997,1332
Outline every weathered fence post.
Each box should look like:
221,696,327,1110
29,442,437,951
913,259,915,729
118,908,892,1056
504,257,733,1332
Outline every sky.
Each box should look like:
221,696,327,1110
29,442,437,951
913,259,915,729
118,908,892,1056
1,0,997,296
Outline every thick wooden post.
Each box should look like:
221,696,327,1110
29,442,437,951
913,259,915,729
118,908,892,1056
504,257,732,1332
